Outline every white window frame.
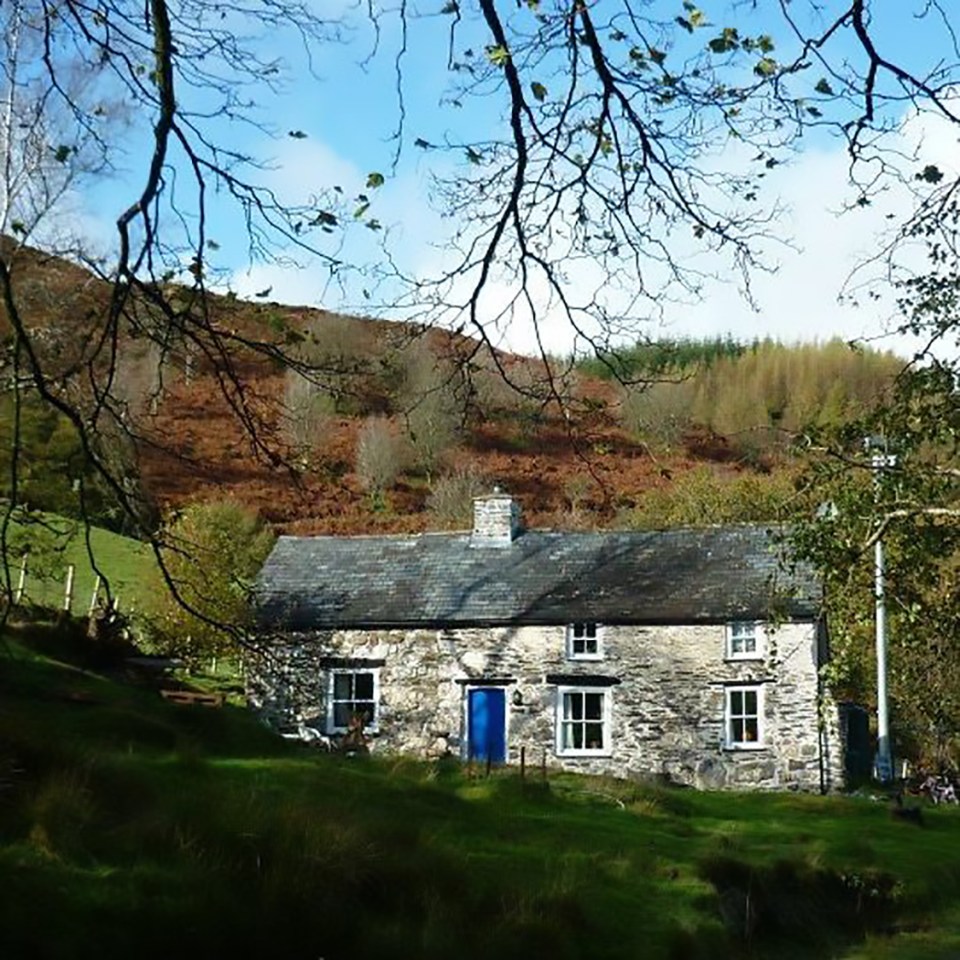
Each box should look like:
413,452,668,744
566,622,603,661
327,667,380,734
724,684,765,750
555,685,612,757
726,621,764,661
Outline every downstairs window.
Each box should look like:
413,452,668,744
328,669,379,733
725,685,764,748
556,686,611,756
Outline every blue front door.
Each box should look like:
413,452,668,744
468,688,506,763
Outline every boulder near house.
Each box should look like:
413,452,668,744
250,493,845,791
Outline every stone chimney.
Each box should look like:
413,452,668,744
471,488,522,547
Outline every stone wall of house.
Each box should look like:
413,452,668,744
246,619,845,792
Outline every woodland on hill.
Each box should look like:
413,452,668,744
0,252,905,535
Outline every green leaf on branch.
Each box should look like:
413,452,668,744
531,81,548,102
366,172,385,189
486,44,510,66
708,28,739,54
815,78,835,96
754,57,778,77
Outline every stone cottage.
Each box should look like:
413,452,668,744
249,492,844,791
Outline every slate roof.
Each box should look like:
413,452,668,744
255,524,819,631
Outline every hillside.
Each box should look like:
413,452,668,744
2,623,960,960
1,245,905,535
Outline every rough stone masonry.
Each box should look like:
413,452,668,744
250,492,845,791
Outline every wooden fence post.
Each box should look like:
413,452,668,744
63,564,75,614
88,574,102,616
14,555,27,605
520,745,526,782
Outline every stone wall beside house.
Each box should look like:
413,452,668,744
247,618,844,792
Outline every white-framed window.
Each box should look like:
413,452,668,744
725,685,764,749
726,621,763,660
566,622,603,660
327,668,379,733
556,686,612,756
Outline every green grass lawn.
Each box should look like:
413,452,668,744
1,513,159,617
2,622,960,960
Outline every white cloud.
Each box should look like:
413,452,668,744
671,107,960,357
222,106,960,362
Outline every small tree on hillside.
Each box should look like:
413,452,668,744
154,501,275,668
427,465,488,528
620,381,695,449
355,417,408,504
398,342,465,477
282,369,336,464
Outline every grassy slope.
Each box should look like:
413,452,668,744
3,514,158,616
2,625,960,960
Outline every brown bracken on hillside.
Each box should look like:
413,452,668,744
2,244,747,534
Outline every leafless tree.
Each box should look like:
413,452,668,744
355,417,408,500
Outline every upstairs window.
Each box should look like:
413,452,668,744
567,622,602,660
726,621,762,660
328,669,379,733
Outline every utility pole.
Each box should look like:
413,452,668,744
867,436,896,782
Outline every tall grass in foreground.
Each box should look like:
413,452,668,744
2,624,960,960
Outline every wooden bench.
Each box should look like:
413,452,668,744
160,689,225,708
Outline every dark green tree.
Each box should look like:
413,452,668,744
790,225,960,766
153,501,275,666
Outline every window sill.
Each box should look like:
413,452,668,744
724,654,764,663
556,749,612,759
723,742,767,752
567,654,604,662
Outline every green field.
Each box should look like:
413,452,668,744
2,623,960,959
1,513,159,617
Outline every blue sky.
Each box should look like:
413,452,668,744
72,1,960,357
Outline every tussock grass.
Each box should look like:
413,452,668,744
2,624,960,959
